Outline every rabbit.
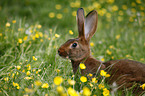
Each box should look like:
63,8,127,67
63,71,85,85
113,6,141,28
58,8,145,95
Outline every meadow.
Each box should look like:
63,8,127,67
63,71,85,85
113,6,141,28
0,0,145,96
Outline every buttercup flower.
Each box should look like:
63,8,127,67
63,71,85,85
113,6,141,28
68,79,76,85
41,83,49,88
80,76,87,82
103,88,110,96
18,38,23,43
79,63,86,69
100,70,107,76
98,84,105,89
140,83,145,90
6,22,10,27
54,76,63,85
83,87,91,96
57,86,64,94
34,80,42,86
32,56,37,61
12,20,16,23
67,87,78,96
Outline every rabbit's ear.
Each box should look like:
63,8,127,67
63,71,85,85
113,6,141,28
77,8,85,39
85,10,98,41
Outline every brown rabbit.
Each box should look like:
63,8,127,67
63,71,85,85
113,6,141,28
58,8,145,95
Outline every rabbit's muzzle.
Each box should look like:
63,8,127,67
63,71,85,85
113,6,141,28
58,48,68,58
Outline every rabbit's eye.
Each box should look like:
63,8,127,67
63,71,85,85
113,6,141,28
72,43,77,48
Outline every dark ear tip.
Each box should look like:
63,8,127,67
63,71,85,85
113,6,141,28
77,8,84,15
78,8,84,11
86,10,98,17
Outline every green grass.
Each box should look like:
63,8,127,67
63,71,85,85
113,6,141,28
0,0,145,96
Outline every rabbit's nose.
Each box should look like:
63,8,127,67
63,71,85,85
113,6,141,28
58,48,64,56
58,48,67,57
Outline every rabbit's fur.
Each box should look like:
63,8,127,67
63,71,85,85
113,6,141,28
58,8,145,95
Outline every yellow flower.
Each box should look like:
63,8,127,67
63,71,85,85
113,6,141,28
54,76,63,85
12,20,16,24
83,87,91,96
109,45,114,49
17,85,20,89
56,14,63,19
13,82,20,89
79,63,86,69
67,79,76,85
35,33,39,38
119,11,124,16
90,42,94,47
80,76,87,82
98,84,104,89
112,5,118,11
72,11,77,16
100,70,107,76
75,1,80,8
4,77,9,81
92,77,98,83
56,69,60,73
55,34,60,38
122,5,127,10
98,9,106,16
55,4,62,10
101,58,105,62
69,30,73,35
24,77,32,80
89,73,93,77
41,83,49,88
57,86,64,94
67,87,78,96
93,2,101,9
105,74,110,78
136,0,141,4
89,83,93,87
26,71,31,75
49,12,55,18
25,88,34,93
129,17,134,22
0,33,2,36
118,16,123,22
111,56,114,59
37,25,42,29
27,65,31,70
16,65,21,70
131,8,136,13
70,1,80,8
140,6,144,10
106,13,111,19
140,83,145,90
34,80,42,86
32,56,37,61
39,32,43,37
115,35,120,39
107,0,114,4
12,73,15,78
103,88,110,96
6,22,10,27
23,36,28,41
18,38,23,43
106,50,112,55
131,2,136,7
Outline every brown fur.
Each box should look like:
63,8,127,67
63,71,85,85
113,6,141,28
58,8,145,95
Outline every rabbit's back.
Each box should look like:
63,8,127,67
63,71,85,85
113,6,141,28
103,59,145,85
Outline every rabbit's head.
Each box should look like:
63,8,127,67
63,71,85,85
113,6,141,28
58,8,98,61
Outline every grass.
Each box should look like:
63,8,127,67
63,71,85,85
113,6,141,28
0,0,145,96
